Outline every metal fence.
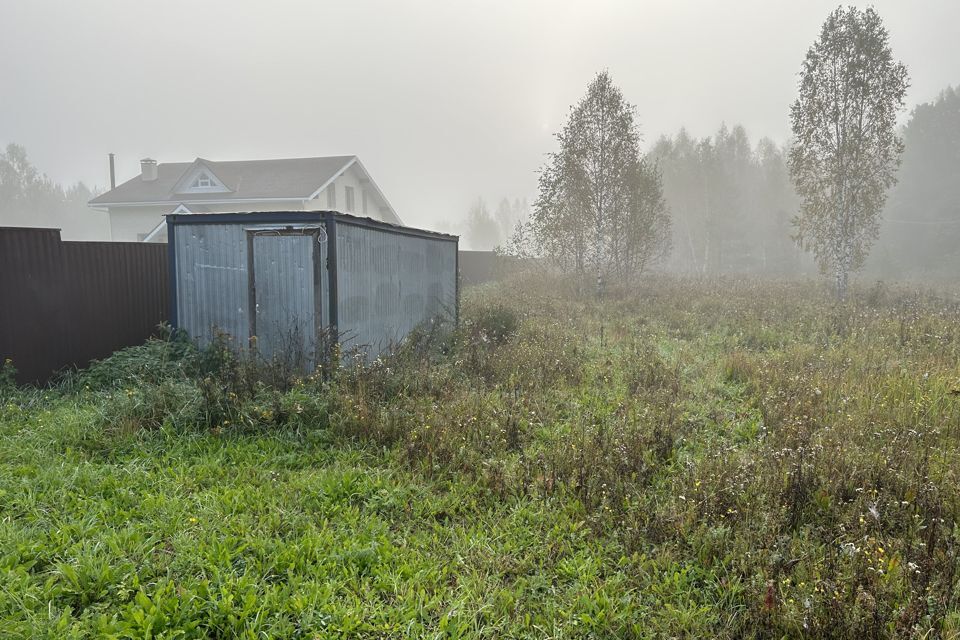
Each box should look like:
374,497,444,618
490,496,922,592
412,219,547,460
0,227,169,384
458,250,499,286
458,250,531,286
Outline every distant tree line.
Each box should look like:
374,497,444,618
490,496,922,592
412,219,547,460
512,75,960,279
461,197,529,251
871,85,960,280
506,7,960,294
650,125,804,276
0,143,103,239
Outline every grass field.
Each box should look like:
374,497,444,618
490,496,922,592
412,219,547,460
2,275,959,638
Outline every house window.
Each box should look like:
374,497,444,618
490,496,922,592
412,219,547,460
345,186,355,212
362,189,368,215
192,173,214,189
326,184,336,209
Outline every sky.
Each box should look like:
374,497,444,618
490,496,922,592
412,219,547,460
1,0,958,230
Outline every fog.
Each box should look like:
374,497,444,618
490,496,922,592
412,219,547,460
1,1,959,268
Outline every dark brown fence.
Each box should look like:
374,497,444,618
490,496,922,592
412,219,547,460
458,250,530,287
459,250,499,286
0,227,169,385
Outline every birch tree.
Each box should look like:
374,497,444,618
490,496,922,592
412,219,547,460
531,72,670,287
789,6,908,300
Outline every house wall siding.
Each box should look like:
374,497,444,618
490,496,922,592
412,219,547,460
108,201,310,241
108,205,169,241
304,166,388,218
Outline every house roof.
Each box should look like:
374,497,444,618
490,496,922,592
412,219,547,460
90,156,356,205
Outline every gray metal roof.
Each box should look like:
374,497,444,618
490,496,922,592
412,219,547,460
166,210,458,242
89,155,356,205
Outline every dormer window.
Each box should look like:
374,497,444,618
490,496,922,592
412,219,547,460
176,167,229,195
192,174,214,189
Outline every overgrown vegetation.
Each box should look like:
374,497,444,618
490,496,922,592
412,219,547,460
2,276,959,637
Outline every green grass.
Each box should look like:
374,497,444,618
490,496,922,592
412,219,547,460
2,275,959,638
1,405,648,638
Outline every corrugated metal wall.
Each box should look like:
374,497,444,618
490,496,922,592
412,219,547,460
172,214,457,365
336,221,457,358
174,223,328,364
174,224,251,345
0,227,168,384
251,232,322,368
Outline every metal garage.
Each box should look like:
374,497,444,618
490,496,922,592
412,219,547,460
167,211,458,367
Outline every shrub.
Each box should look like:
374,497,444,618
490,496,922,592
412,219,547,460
68,325,199,392
87,327,337,434
465,303,520,346
96,378,203,433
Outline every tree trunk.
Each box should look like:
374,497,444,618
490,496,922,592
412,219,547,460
835,264,848,301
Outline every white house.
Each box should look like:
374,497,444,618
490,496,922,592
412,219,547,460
88,155,402,241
